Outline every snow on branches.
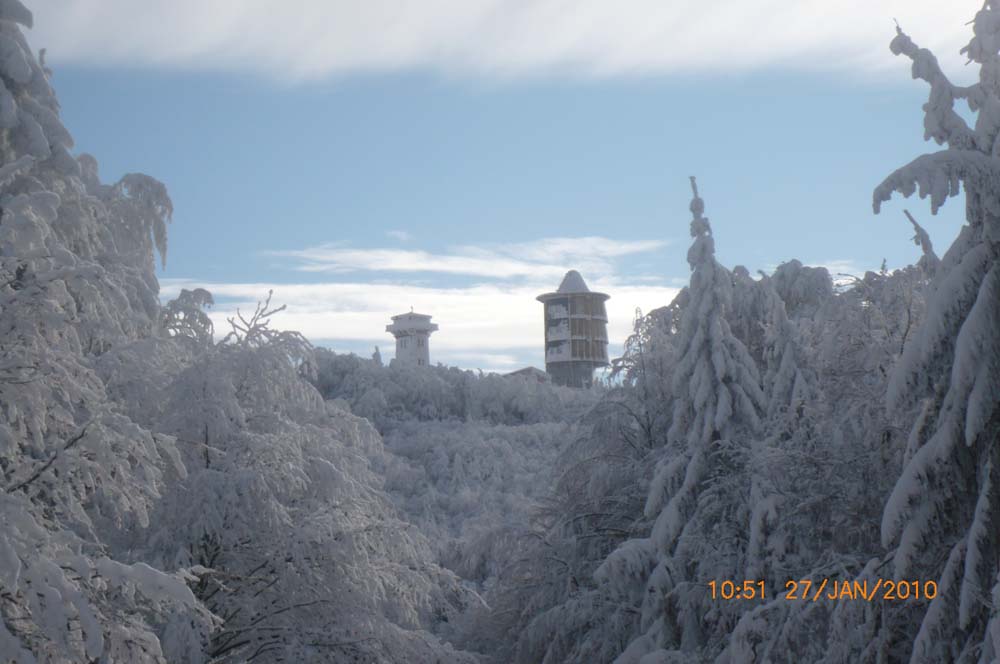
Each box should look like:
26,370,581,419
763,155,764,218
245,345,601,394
0,6,481,662
876,4,1000,661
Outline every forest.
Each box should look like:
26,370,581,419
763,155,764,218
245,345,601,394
2,1,1000,662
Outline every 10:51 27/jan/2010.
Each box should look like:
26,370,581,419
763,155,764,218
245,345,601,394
707,578,938,602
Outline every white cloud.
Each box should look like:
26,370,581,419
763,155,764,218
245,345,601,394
270,236,668,280
160,277,680,373
26,1,978,81
276,245,568,279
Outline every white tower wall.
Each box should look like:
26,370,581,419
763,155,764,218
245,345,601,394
386,312,438,367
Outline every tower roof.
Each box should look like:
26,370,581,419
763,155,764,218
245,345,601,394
390,311,433,320
386,312,438,336
557,270,589,293
536,270,609,302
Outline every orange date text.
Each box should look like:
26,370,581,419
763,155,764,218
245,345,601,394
783,578,937,602
708,578,938,602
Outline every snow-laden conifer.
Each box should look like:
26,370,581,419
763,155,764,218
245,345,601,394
652,177,765,553
606,178,764,662
875,5,1000,660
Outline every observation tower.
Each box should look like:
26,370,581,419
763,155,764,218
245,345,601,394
536,270,609,387
386,311,438,367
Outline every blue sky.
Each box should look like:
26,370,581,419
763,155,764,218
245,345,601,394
28,1,976,371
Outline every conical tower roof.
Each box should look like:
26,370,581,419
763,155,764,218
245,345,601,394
537,270,609,302
557,270,590,293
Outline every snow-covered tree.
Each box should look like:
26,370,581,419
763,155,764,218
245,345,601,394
0,5,491,660
95,293,483,662
720,251,935,663
874,6,1000,661
444,294,689,664
314,348,595,431
769,259,834,319
159,287,214,347
599,178,765,662
0,4,212,660
611,295,688,452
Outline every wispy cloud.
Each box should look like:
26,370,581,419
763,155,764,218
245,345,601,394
276,245,567,279
270,236,668,281
28,1,976,81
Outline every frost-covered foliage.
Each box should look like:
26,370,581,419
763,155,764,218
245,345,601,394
159,287,214,346
368,297,684,664
492,174,936,662
312,354,599,586
871,5,1000,661
492,13,996,661
313,351,601,659
0,5,481,660
314,349,594,431
607,178,767,661
101,306,480,663
0,3,212,660
719,261,926,664
462,393,655,664
769,259,834,319
380,420,579,585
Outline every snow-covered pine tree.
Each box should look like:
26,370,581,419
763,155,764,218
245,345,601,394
722,274,894,663
741,275,816,583
875,5,1000,661
749,274,810,416
608,178,765,662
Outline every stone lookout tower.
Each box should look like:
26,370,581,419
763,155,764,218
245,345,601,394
386,311,438,367
536,270,609,387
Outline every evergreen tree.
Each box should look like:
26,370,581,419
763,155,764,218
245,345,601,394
875,6,1000,661
611,178,765,662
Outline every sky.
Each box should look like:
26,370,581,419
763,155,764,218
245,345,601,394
24,1,979,372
